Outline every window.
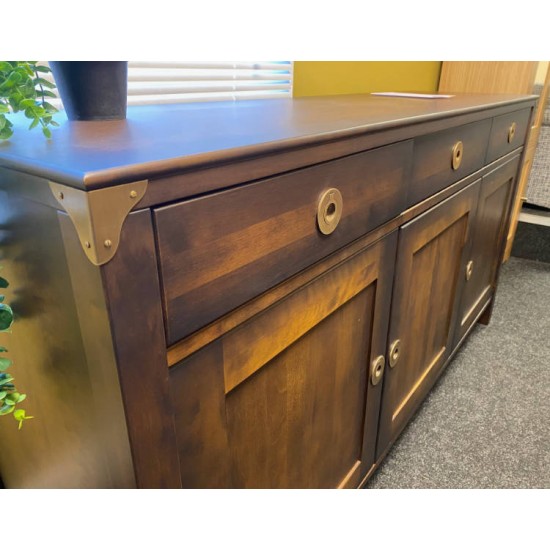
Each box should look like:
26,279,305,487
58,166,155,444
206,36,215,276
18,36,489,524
127,61,293,105
43,61,293,108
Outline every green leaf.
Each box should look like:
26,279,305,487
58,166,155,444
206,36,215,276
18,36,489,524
0,303,14,331
0,125,13,140
33,77,56,89
0,277,9,288
0,72,22,90
22,64,35,77
0,104,9,113
0,357,12,371
8,97,20,111
16,394,26,403
4,396,15,406
0,391,6,399
49,120,60,127
40,90,57,98
19,98,37,108
43,102,58,113
28,118,39,130
0,403,15,415
35,65,52,73
19,84,37,99
0,374,14,384
0,116,5,131
0,62,14,72
42,126,52,139
0,295,4,302
0,346,7,352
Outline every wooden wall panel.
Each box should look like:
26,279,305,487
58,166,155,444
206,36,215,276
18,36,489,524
439,62,538,94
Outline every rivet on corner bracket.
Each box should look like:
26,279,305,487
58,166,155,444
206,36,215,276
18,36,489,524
49,180,148,266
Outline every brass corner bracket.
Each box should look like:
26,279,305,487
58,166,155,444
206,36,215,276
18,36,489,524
49,180,148,266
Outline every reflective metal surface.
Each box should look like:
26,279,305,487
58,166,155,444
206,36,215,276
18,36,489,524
317,188,343,235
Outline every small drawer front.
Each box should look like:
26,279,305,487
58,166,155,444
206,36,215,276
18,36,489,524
486,108,531,164
155,141,412,344
409,119,492,205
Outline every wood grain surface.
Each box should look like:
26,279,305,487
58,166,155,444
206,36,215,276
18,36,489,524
0,93,533,489
100,210,181,488
0,94,535,191
410,118,491,204
377,180,480,459
486,108,532,164
0,193,133,487
155,142,411,343
439,62,538,94
170,233,397,488
453,155,520,346
164,148,524,369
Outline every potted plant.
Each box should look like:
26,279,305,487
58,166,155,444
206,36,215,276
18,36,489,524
0,61,59,140
1,61,129,139
49,61,128,120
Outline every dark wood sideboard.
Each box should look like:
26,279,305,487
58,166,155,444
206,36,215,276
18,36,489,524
0,93,536,488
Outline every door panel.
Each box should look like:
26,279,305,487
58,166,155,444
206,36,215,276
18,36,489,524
226,286,374,489
453,156,520,346
170,232,397,488
377,181,480,459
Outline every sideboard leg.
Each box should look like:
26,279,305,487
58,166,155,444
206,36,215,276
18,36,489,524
478,299,494,326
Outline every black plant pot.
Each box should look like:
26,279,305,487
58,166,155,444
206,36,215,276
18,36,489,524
49,61,128,121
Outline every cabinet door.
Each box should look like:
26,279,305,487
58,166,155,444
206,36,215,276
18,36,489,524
170,232,397,488
377,181,480,459
453,156,520,346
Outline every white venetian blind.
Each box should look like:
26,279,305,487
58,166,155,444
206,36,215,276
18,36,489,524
42,61,293,108
127,61,293,105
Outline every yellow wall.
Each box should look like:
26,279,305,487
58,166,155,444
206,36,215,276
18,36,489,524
293,61,442,97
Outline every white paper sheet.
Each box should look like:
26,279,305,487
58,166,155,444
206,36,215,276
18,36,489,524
371,92,455,99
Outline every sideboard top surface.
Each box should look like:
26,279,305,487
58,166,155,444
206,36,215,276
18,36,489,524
0,93,536,190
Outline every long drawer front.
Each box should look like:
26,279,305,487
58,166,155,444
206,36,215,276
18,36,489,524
154,141,413,344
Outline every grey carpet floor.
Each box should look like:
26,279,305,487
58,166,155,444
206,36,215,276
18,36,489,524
367,257,550,489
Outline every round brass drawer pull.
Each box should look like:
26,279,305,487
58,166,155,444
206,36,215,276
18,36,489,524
451,141,463,171
508,122,516,143
317,188,343,235
466,260,474,281
371,355,385,386
389,339,401,368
